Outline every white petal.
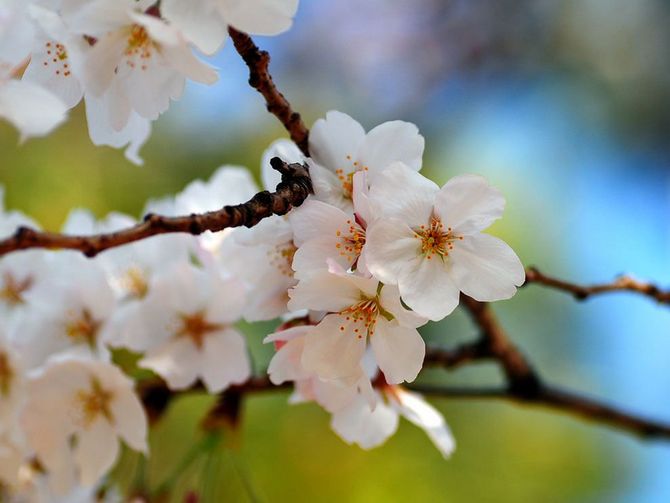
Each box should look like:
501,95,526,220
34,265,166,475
160,43,219,86
365,218,420,285
0,80,67,141
301,314,367,382
368,162,437,227
379,285,428,329
288,199,349,246
434,174,505,235
219,0,299,36
370,318,425,384
81,30,126,97
287,270,365,313
267,337,310,385
331,393,398,450
74,419,118,486
358,120,424,175
85,96,150,166
161,0,227,55
449,233,525,301
309,161,352,212
110,387,148,453
201,329,251,392
309,111,366,173
139,338,201,390
398,253,461,321
392,388,455,458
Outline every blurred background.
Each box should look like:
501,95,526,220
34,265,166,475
2,0,670,501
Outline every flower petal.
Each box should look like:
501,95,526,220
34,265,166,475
301,314,366,382
398,253,461,321
309,111,366,174
219,0,298,36
368,162,437,227
201,329,251,392
392,388,455,458
434,174,505,235
365,218,420,285
358,120,424,175
160,0,227,55
449,233,525,301
370,318,425,384
74,418,118,487
331,393,398,449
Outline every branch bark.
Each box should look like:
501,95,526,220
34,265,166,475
0,159,312,257
410,384,670,440
525,266,670,304
228,28,310,157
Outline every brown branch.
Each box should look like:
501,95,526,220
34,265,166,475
0,159,312,258
411,384,670,440
525,266,670,305
228,28,310,157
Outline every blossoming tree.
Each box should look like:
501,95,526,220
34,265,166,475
0,0,669,500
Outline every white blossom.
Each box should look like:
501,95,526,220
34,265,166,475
21,356,147,495
288,265,427,384
113,263,251,393
365,162,525,321
308,111,424,211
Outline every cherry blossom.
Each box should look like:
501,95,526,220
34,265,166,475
288,265,427,384
70,0,217,131
289,171,371,278
21,356,147,494
11,253,116,370
308,111,424,211
365,162,525,321
113,263,251,393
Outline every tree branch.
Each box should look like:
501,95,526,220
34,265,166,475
525,266,670,305
411,384,670,440
0,159,312,258
228,28,310,157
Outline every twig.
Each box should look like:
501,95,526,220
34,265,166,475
228,28,310,157
0,159,312,257
411,384,670,440
525,266,670,304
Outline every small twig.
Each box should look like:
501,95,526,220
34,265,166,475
228,28,310,157
525,266,670,305
411,384,670,440
0,159,312,258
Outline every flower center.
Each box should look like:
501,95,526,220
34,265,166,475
0,271,32,306
339,297,379,339
416,216,463,260
336,155,369,199
65,309,101,348
335,219,366,263
42,41,72,77
124,25,154,70
177,311,222,349
268,241,297,277
120,266,148,299
0,350,13,397
76,378,113,427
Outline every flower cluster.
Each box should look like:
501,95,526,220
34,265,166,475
0,109,524,499
0,0,299,162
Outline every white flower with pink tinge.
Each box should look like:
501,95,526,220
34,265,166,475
112,262,251,393
289,170,373,278
69,0,217,130
308,111,424,212
288,264,427,384
21,356,147,495
365,162,525,321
